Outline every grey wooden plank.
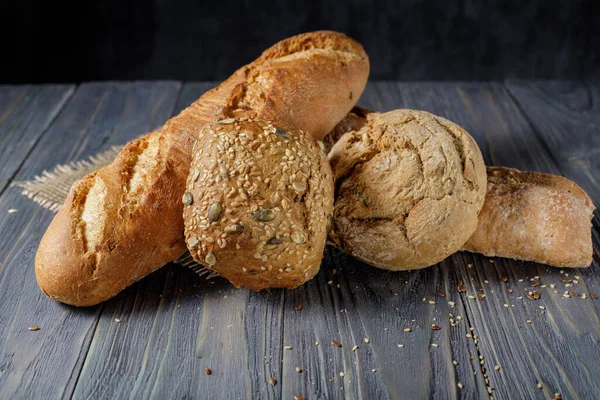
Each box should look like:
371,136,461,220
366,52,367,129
72,83,286,400
391,81,600,399
0,81,182,399
0,84,75,193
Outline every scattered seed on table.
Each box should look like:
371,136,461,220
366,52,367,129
8,209,18,213
205,368,212,375
403,328,411,332
115,318,121,323
28,325,40,331
527,291,541,300
294,396,304,400
339,372,345,377
331,340,342,347
352,345,358,351
295,367,302,373
432,324,441,330
269,377,277,386
457,382,463,389
284,346,292,350
364,338,370,343
537,383,543,389
295,304,302,311
314,341,319,346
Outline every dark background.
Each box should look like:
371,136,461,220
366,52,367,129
2,0,599,83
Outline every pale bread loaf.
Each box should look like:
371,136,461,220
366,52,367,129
462,167,595,267
328,109,487,270
325,111,595,269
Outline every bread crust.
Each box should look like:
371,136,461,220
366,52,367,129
462,166,595,267
36,31,369,306
328,110,487,270
183,119,333,290
322,106,372,154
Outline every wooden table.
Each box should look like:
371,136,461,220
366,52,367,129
0,81,598,399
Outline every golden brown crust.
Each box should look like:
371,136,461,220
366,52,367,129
462,167,595,267
322,106,372,154
328,110,487,270
35,31,369,306
183,119,334,290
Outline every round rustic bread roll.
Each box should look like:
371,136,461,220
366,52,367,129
183,117,334,290
328,109,487,270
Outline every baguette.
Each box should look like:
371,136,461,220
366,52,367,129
462,167,595,267
36,31,369,306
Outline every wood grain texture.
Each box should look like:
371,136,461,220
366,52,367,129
0,81,598,399
0,82,181,399
0,85,74,193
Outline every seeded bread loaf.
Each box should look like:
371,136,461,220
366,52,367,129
36,31,369,306
328,109,487,270
462,167,595,267
183,119,333,290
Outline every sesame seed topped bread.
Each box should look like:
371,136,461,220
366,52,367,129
328,109,487,270
35,31,369,306
462,167,595,267
183,118,334,290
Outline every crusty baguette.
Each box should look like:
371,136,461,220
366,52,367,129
462,167,595,267
36,31,369,306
